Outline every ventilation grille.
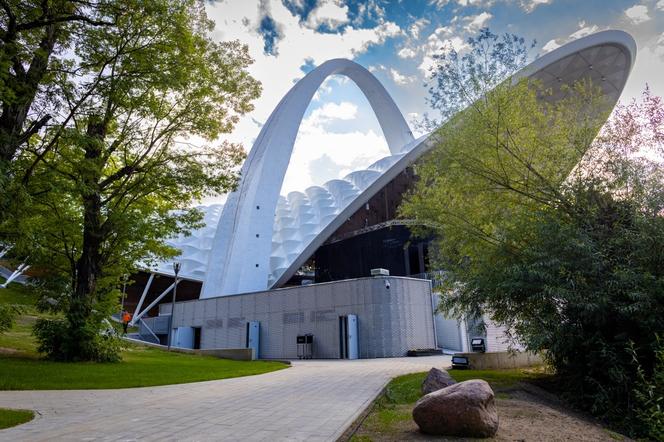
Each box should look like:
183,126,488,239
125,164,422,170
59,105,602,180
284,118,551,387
205,319,224,328
228,317,245,328
310,310,336,322
283,312,304,324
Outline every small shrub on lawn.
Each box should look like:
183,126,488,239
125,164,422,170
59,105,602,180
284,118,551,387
34,317,123,362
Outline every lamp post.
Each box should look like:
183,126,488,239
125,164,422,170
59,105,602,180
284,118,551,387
120,273,129,315
167,262,181,351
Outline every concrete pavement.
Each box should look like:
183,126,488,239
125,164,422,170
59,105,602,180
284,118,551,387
0,356,450,441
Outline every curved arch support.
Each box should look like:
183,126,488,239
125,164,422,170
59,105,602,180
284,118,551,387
202,59,414,297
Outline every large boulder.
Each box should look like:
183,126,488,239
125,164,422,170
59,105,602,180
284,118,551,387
413,379,498,438
421,367,456,395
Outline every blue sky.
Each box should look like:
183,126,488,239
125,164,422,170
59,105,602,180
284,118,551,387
206,0,664,197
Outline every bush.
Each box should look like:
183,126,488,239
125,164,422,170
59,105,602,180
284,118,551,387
436,188,664,435
631,338,664,440
0,304,24,334
34,316,123,363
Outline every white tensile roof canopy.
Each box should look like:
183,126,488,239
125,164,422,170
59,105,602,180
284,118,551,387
149,30,636,298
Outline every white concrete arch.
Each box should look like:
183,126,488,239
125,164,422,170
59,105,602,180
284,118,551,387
267,29,637,289
196,30,636,297
202,59,415,297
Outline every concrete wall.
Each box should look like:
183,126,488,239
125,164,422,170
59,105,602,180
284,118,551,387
124,337,254,361
484,317,525,353
456,351,544,370
166,276,436,359
432,294,466,352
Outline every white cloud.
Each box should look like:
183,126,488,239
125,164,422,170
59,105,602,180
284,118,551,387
389,68,416,85
658,0,664,10
457,0,493,6
307,101,358,125
625,4,650,24
305,0,350,30
208,0,402,132
409,18,430,40
418,25,469,75
619,34,664,104
204,1,405,200
367,64,386,73
653,32,664,59
398,47,418,59
464,11,492,32
542,39,561,53
569,22,599,39
373,21,403,41
355,0,386,26
432,0,552,11
519,0,553,13
543,21,601,54
281,111,390,192
429,0,451,8
429,0,497,8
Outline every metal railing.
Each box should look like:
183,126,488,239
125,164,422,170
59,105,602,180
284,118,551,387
138,318,161,344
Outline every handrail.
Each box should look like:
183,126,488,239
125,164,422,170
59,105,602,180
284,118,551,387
138,318,160,344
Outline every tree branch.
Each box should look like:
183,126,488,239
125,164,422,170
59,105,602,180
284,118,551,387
17,115,51,145
16,15,115,32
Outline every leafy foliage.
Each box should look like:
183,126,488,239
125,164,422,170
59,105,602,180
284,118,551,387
423,27,534,128
0,1,116,164
0,303,23,334
631,338,664,441
1,0,261,361
33,316,123,362
403,27,664,436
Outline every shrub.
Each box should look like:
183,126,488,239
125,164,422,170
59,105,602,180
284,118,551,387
408,86,664,435
631,338,664,440
34,316,123,363
0,304,24,334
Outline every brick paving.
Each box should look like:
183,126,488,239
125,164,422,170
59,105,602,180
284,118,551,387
0,356,450,441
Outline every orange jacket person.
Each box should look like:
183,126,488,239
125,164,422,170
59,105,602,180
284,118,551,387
122,311,132,334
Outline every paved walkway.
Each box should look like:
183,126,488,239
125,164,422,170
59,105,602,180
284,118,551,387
0,356,450,441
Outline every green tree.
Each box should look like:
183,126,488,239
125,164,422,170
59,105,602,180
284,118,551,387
4,0,260,361
0,303,22,334
403,28,664,435
0,1,116,163
403,29,609,275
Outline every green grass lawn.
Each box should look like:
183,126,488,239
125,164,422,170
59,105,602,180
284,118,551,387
0,280,288,390
0,278,38,306
0,279,42,355
0,346,287,390
351,368,548,441
379,368,546,406
0,408,34,430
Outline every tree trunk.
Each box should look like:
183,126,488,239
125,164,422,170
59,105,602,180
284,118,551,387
0,23,58,162
67,118,107,360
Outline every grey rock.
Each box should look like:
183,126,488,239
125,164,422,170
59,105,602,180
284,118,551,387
413,379,498,438
421,367,456,395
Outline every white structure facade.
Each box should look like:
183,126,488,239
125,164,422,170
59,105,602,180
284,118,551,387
147,30,636,298
133,30,637,358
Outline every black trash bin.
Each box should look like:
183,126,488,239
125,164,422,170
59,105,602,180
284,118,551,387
297,334,314,359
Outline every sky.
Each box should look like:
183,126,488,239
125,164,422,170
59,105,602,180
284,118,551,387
205,0,664,199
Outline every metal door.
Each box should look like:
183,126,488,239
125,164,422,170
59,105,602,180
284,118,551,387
339,314,359,359
347,314,358,359
246,321,260,359
175,327,195,349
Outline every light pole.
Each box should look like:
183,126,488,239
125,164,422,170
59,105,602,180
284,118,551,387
120,273,129,314
167,262,181,351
